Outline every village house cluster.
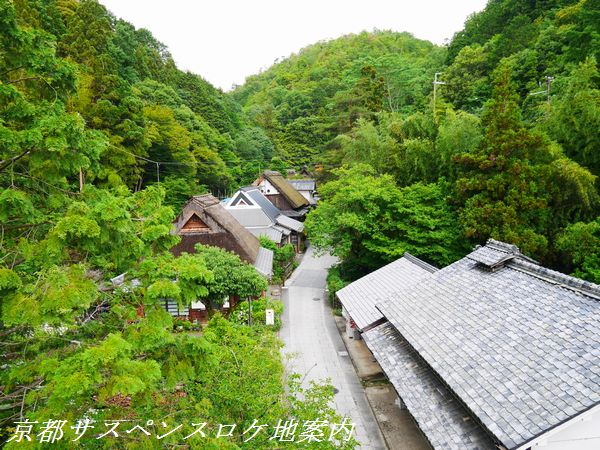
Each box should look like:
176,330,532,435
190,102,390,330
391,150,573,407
337,239,600,449
152,170,315,323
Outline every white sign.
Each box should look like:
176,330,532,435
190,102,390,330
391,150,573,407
265,309,275,326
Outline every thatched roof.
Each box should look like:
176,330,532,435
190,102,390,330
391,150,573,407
262,171,309,209
172,194,261,263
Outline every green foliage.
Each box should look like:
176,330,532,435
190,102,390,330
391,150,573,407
231,296,284,330
233,31,445,168
259,236,295,283
192,244,268,306
306,164,466,276
2,263,98,327
326,265,348,309
541,58,600,176
557,218,600,282
454,64,598,258
3,0,600,444
19,185,177,273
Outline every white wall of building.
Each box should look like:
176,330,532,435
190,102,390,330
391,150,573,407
258,179,278,195
529,406,600,450
297,190,312,201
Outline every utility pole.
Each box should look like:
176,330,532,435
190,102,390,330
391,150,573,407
79,168,84,192
545,76,554,103
529,76,554,104
432,72,445,121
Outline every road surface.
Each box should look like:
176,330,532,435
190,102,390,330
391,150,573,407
280,246,387,449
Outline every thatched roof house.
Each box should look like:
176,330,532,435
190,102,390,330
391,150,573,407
254,170,310,215
171,194,273,278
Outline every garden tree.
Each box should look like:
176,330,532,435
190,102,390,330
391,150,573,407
4,305,357,449
454,63,598,258
305,164,466,278
191,244,268,309
556,217,600,283
135,251,213,308
1,263,98,327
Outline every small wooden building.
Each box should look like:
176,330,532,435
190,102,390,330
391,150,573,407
253,170,310,219
168,194,274,323
226,187,306,252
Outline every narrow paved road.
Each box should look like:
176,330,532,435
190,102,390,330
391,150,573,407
280,247,386,449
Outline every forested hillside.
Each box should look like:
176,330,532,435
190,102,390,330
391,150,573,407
2,0,287,204
278,0,600,281
232,31,445,166
2,0,600,445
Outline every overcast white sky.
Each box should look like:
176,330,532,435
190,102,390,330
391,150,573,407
99,0,488,91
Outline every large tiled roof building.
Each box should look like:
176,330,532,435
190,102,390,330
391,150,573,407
338,240,600,450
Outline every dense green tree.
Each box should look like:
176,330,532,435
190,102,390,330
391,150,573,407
190,244,268,309
542,58,600,175
556,217,600,282
454,64,597,257
305,164,466,277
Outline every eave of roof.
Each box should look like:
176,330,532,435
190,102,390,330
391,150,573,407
376,241,600,449
254,247,274,279
364,322,497,450
336,253,436,331
275,214,304,233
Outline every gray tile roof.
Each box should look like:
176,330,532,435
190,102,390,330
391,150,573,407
273,225,291,236
287,179,316,191
241,186,282,222
275,214,304,233
363,322,497,450
253,247,273,279
247,226,283,243
227,206,272,227
376,240,600,449
336,254,437,331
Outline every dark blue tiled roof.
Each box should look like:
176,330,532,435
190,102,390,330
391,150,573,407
241,186,281,221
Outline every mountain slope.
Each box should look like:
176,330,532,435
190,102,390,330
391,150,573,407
232,31,445,166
